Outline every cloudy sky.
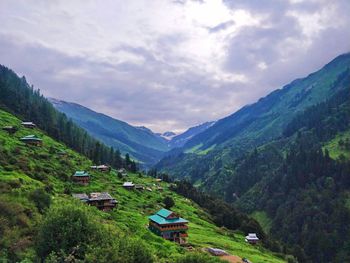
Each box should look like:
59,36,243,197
0,0,349,133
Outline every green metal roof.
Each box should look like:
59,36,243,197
157,208,173,218
74,171,89,177
148,214,188,225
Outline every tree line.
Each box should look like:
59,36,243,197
0,65,137,171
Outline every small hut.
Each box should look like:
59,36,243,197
21,122,36,128
245,233,259,244
2,126,18,134
91,164,111,172
123,182,135,190
135,184,145,190
72,171,90,185
20,135,42,146
72,192,118,211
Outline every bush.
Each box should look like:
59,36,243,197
29,188,51,213
163,196,175,209
35,201,154,263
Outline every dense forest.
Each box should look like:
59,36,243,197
0,65,137,171
220,86,350,262
157,67,350,262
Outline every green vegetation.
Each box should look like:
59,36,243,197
49,98,170,165
251,211,272,234
0,108,285,262
158,67,350,263
323,131,350,160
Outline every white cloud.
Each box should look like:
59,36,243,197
0,0,349,132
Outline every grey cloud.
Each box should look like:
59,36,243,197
0,1,349,132
208,20,235,33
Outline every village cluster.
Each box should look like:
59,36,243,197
2,121,260,254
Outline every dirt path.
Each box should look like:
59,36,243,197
220,255,243,263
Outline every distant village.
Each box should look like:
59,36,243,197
2,120,260,258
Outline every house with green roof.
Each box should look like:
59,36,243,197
72,171,90,185
20,135,42,146
148,208,189,244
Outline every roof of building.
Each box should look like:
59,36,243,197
207,248,228,256
245,233,259,240
20,135,42,141
72,193,89,201
157,208,173,218
21,121,35,125
74,171,89,177
149,208,189,225
89,192,115,201
123,182,134,187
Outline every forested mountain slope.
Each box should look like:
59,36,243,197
160,70,350,262
0,65,127,169
49,98,169,165
157,53,350,183
0,109,287,263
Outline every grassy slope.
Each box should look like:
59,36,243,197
323,130,350,159
0,109,285,263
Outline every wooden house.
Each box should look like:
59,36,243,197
123,182,135,189
72,192,118,211
21,122,36,128
2,126,18,134
135,184,145,190
118,168,128,177
20,135,42,146
88,192,118,211
245,233,259,244
91,164,111,172
148,208,189,244
72,171,90,185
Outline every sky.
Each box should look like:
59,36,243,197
0,0,349,133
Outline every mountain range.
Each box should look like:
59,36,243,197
49,98,214,166
1,52,350,262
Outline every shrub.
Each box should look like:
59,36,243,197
29,188,51,213
163,196,175,209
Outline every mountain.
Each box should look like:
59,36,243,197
0,108,286,263
0,65,126,169
49,98,216,165
49,98,169,165
159,131,177,141
157,53,350,179
156,54,350,262
168,121,215,148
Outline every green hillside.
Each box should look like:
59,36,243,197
0,109,286,262
49,98,169,165
157,53,350,183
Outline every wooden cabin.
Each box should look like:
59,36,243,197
245,233,259,244
20,135,42,146
135,184,144,190
2,126,18,134
123,182,135,190
118,168,128,177
91,164,111,172
149,208,189,244
72,171,90,185
72,192,118,211
21,122,36,128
